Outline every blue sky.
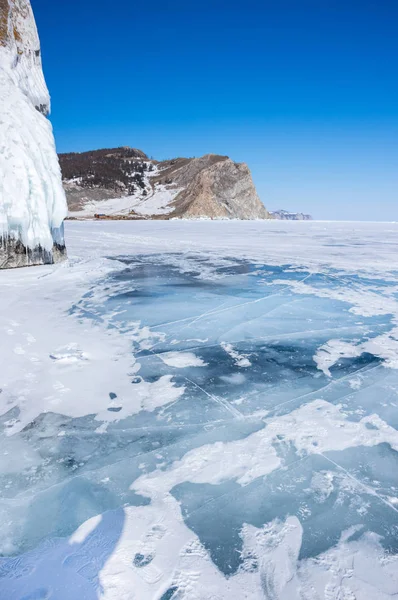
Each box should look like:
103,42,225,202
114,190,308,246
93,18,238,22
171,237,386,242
34,0,398,220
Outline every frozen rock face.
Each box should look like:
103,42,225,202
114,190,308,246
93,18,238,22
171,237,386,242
60,149,270,220
0,0,67,268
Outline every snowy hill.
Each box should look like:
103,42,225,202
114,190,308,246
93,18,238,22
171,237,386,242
60,148,270,220
0,0,67,268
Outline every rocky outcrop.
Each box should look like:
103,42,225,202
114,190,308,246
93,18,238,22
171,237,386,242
0,238,66,269
0,0,67,268
60,149,269,220
270,210,312,221
170,155,270,220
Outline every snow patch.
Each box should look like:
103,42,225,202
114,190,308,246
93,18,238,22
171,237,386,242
221,342,252,367
69,514,102,545
159,351,207,368
68,184,183,218
314,329,398,377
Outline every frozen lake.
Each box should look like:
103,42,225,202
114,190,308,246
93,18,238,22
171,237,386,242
1,220,398,599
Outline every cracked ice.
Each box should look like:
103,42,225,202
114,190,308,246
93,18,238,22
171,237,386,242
1,220,398,599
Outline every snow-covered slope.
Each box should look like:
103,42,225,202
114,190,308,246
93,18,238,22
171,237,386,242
0,0,67,268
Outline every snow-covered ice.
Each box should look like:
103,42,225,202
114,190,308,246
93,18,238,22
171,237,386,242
1,220,398,599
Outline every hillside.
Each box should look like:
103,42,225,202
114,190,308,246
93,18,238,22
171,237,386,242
59,148,270,220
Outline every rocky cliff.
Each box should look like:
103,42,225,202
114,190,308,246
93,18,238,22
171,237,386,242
166,155,269,220
0,0,67,268
60,148,270,220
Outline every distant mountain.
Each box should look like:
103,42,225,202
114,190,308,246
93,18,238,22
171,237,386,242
270,209,312,221
59,147,270,220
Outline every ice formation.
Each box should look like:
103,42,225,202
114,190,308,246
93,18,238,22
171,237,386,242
1,208,398,597
0,0,67,268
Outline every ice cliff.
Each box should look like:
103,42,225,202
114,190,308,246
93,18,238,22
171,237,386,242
0,0,67,268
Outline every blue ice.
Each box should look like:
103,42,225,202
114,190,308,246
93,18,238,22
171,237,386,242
1,253,398,597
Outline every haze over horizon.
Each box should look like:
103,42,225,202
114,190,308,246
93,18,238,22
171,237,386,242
34,0,398,221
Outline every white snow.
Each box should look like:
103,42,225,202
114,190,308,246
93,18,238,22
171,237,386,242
69,514,102,545
64,218,398,276
159,351,207,368
68,183,183,218
221,341,252,367
314,339,363,377
0,0,67,252
314,332,398,377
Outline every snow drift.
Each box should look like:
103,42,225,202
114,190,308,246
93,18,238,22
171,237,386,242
0,0,67,268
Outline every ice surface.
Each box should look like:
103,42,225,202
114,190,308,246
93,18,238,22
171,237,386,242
1,220,398,599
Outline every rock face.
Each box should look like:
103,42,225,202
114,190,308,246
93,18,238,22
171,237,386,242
270,209,312,221
168,155,270,220
0,0,67,268
60,149,270,220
